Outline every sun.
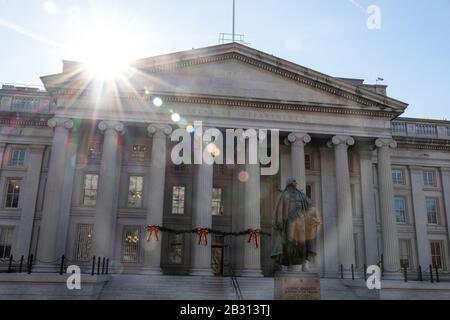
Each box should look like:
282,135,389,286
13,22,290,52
65,20,139,80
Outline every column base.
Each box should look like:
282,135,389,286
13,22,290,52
238,268,264,277
189,267,214,276
139,266,163,275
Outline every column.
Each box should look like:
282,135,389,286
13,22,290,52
37,118,73,268
14,145,45,257
440,168,450,253
55,129,81,258
375,138,401,274
328,135,355,270
358,146,378,266
241,133,262,277
410,166,432,268
190,148,214,275
287,132,311,191
320,147,339,276
92,121,124,259
142,124,172,274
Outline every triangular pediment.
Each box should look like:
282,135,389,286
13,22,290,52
130,43,408,113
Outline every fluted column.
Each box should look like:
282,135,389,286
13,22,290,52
241,131,262,277
441,168,450,254
358,145,378,266
288,132,311,191
37,118,73,268
14,145,45,257
190,136,214,275
142,124,172,274
328,135,355,270
375,138,401,274
92,121,124,259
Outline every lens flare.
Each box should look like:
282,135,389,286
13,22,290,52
171,113,181,122
153,97,163,107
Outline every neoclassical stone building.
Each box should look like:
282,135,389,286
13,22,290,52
1,43,450,280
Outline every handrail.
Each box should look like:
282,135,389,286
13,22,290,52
229,267,243,300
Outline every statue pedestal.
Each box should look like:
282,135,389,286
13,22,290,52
274,271,321,300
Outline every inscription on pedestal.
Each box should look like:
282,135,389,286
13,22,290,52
275,273,321,300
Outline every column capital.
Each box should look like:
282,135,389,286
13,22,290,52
47,117,74,130
327,135,354,148
147,124,172,137
375,138,397,149
98,120,125,135
287,132,311,146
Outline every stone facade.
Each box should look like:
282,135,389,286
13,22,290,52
0,43,449,281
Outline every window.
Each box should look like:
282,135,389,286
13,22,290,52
423,170,435,187
87,137,102,160
394,197,407,224
426,198,439,225
430,241,444,269
171,186,185,215
212,187,224,216
305,185,312,199
305,154,312,170
174,164,186,173
11,97,39,111
83,174,98,206
0,226,14,259
168,233,184,264
131,144,146,162
392,169,405,185
122,226,140,263
127,176,144,208
74,224,93,261
5,179,21,208
446,127,450,136
9,148,26,166
399,239,412,269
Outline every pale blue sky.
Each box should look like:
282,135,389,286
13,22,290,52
0,0,449,118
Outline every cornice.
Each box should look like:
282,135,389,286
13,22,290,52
52,90,397,118
395,136,450,151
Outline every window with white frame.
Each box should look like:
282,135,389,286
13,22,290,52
392,169,405,185
74,224,93,261
423,170,436,187
171,186,185,215
5,179,21,208
131,144,146,162
399,239,412,269
426,198,439,225
0,226,14,259
82,174,98,206
394,197,407,224
121,226,140,263
212,187,224,216
430,241,445,269
8,148,26,167
127,176,144,208
168,233,184,264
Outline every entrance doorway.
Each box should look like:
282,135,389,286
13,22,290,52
211,235,225,276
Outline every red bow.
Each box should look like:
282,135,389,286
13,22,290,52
247,229,261,248
146,225,160,242
196,228,209,245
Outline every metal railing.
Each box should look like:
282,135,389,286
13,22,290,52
229,267,243,300
0,254,110,276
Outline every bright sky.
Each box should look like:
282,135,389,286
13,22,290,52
0,0,449,119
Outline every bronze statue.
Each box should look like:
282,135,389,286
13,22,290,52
270,177,321,271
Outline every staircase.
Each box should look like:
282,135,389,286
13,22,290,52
99,274,374,300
